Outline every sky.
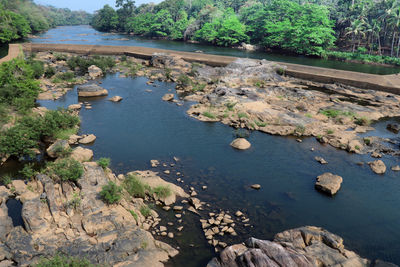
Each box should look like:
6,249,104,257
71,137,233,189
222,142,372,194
35,0,158,12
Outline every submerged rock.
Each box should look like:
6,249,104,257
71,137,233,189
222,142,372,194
162,94,174,101
386,123,400,133
77,84,108,97
368,160,386,174
207,226,373,267
109,96,123,102
315,173,343,195
230,138,251,150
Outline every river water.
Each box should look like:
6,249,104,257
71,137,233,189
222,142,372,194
35,72,400,266
30,25,400,75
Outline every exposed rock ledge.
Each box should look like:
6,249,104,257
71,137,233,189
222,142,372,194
207,226,396,267
0,163,179,266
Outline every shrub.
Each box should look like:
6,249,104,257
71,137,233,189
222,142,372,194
355,116,370,126
364,138,371,145
100,181,122,204
68,192,81,210
0,58,41,111
123,174,149,198
320,109,356,118
233,129,250,138
0,104,10,125
53,72,75,83
129,209,138,221
34,254,95,267
45,158,83,182
225,102,237,111
254,120,267,127
26,59,45,79
129,62,143,76
121,55,127,62
19,163,36,179
237,112,248,119
164,67,172,80
326,129,334,134
140,205,152,217
177,74,192,87
54,53,68,61
44,66,56,78
202,111,216,119
295,124,306,134
0,174,12,186
67,55,115,75
153,185,172,199
97,158,111,170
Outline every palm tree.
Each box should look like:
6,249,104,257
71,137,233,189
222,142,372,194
345,17,368,52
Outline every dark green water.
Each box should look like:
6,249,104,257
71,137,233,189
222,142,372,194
0,44,8,59
30,25,400,75
37,74,400,266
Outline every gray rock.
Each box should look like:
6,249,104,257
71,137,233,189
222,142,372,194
77,84,108,97
315,173,343,195
46,140,70,158
0,202,13,242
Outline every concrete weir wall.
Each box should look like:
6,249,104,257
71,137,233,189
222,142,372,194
7,43,400,95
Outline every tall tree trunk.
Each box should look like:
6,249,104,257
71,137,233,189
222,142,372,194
391,32,396,57
397,34,400,57
378,34,382,55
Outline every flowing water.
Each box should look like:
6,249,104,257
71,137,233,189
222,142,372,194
30,25,400,75
35,74,400,266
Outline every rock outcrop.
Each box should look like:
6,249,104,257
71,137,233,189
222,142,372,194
230,138,251,150
207,226,380,267
77,84,108,97
368,160,386,174
46,140,70,158
88,65,103,79
0,164,179,266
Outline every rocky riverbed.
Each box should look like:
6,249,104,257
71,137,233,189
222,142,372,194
11,50,400,266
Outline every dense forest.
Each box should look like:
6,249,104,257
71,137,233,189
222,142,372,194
91,0,400,64
0,0,92,44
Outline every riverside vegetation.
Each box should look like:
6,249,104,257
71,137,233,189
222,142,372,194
91,0,400,65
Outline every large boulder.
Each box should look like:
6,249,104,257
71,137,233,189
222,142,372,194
315,173,343,195
0,202,13,242
79,134,96,144
208,226,372,267
70,147,93,162
88,65,103,79
162,94,174,102
230,138,251,150
77,84,108,97
368,160,386,174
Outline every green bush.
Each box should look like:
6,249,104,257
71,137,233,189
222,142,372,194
0,58,41,111
44,66,56,78
153,185,172,199
34,254,95,267
319,109,356,118
54,53,68,61
26,59,44,79
100,181,122,204
202,111,216,119
97,157,111,169
19,163,36,179
67,56,115,75
177,74,192,87
326,51,400,66
0,174,12,186
45,158,83,182
123,174,149,198
140,205,152,217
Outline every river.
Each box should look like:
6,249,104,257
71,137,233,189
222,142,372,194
29,25,400,75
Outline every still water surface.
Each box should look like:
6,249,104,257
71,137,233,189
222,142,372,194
37,74,400,266
30,25,400,75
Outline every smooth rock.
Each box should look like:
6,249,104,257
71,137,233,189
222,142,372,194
230,138,251,150
77,84,108,97
162,94,174,101
70,147,93,162
109,96,123,102
88,65,103,79
315,156,328,164
68,104,82,110
250,184,261,190
391,165,400,171
368,160,386,174
79,134,96,144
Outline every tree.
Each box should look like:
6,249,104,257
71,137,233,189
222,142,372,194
91,5,119,32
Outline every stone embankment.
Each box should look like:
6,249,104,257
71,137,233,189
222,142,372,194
15,43,400,95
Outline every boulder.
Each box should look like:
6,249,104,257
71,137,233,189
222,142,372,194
315,173,343,195
230,138,251,150
68,134,81,145
79,134,96,144
391,165,400,171
46,140,70,158
162,94,174,101
207,226,372,267
88,65,103,79
70,147,93,162
315,156,328,164
347,139,363,153
368,160,386,174
386,123,400,133
68,104,82,110
21,198,49,234
109,96,123,102
0,202,13,241
77,84,108,97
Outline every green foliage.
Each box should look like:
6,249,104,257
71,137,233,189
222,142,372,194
100,181,123,204
364,138,371,145
140,205,152,217
0,58,41,111
202,111,216,119
237,112,248,119
91,5,119,32
67,56,115,75
295,124,306,134
355,116,370,126
97,158,111,169
225,102,237,111
52,72,75,83
192,83,206,92
233,128,250,138
319,109,356,118
153,185,172,199
68,192,81,210
0,174,12,186
177,74,192,87
44,66,56,78
54,53,68,61
123,174,148,198
254,120,267,127
326,129,334,134
261,0,335,56
45,158,83,182
54,128,78,140
128,62,143,76
0,104,10,125
129,209,138,221
34,254,95,267
26,59,44,79
19,163,36,179
0,6,31,43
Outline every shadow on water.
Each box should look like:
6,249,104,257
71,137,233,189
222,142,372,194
6,198,24,227
0,44,8,59
35,73,400,266
30,25,400,75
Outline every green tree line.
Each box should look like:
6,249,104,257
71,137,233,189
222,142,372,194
91,0,400,60
0,0,92,44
